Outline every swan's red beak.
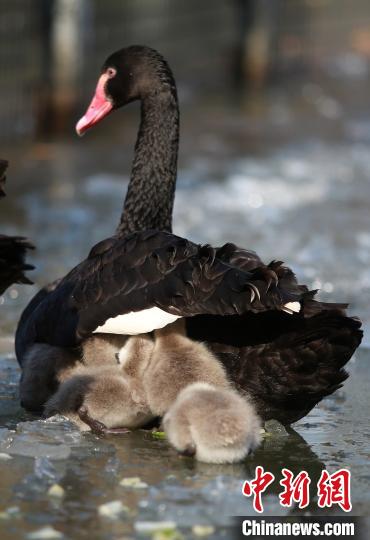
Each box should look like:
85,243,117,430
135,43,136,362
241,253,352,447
76,73,113,136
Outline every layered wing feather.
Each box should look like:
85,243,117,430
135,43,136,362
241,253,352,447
69,230,304,338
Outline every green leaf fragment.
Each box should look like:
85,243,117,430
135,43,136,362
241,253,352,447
151,430,166,439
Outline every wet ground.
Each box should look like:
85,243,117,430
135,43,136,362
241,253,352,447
1,69,370,538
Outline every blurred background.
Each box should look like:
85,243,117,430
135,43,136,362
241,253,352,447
1,0,370,344
1,3,370,536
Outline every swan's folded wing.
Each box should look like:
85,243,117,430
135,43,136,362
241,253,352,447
66,230,303,339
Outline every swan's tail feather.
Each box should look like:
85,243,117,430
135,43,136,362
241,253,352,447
216,311,362,425
301,290,349,317
0,235,35,294
0,159,34,293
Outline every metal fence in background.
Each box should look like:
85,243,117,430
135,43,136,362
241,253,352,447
0,0,370,141
0,1,41,139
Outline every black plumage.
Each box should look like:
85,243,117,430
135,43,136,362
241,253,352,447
0,160,34,294
15,229,303,359
16,46,362,425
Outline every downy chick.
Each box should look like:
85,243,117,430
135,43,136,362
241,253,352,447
20,333,127,413
118,320,262,462
44,334,155,432
163,382,261,463
143,320,230,415
81,333,129,368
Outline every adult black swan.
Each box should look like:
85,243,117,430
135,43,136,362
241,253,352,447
16,46,362,425
0,159,34,294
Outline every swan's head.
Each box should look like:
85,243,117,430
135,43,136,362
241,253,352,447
76,45,175,136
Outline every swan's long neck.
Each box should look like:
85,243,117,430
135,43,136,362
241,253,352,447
117,88,179,236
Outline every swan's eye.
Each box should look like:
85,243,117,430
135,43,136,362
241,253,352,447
106,67,116,79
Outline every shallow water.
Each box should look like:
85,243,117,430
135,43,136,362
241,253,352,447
1,75,370,537
0,348,369,539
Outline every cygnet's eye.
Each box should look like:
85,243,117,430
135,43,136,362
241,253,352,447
107,67,116,78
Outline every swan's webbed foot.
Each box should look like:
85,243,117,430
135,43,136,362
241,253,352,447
78,406,131,435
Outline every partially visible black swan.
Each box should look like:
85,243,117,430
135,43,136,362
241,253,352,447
16,46,362,425
0,160,34,294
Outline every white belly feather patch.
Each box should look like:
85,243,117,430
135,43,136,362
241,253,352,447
92,306,181,335
93,301,300,335
282,301,301,315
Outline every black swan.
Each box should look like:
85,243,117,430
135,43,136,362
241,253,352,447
0,159,34,294
16,46,362,426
